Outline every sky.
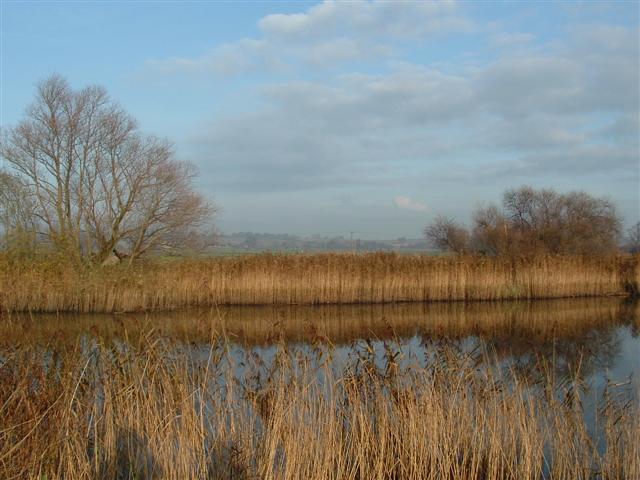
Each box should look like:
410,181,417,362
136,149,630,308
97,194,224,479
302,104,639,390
1,1,639,239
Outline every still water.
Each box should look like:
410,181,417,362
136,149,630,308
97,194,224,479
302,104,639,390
2,298,638,461
3,298,637,478
4,297,638,397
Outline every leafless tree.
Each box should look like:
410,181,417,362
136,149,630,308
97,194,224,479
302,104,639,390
470,186,621,256
501,186,621,255
0,170,37,249
470,205,520,256
557,191,621,255
425,186,623,257
424,215,470,254
626,222,640,254
0,75,214,262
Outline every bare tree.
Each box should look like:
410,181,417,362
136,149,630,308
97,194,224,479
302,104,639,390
626,222,640,254
470,205,520,256
501,186,621,255
558,191,621,255
0,75,214,262
0,170,37,250
470,186,622,256
424,215,469,254
425,186,623,257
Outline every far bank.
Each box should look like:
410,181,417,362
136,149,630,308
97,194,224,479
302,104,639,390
0,253,638,314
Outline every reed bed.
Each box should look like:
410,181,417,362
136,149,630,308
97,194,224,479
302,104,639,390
1,253,638,313
0,332,637,479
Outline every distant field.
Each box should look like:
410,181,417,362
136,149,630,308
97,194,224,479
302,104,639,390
1,252,637,313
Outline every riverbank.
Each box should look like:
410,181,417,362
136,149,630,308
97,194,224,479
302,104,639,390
1,253,638,313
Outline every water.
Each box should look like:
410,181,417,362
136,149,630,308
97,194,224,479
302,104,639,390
2,297,638,476
4,297,638,406
3,296,637,355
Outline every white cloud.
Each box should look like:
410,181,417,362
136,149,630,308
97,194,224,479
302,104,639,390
143,3,639,232
146,39,284,76
143,2,638,226
393,196,429,212
191,22,638,194
259,0,470,40
147,1,472,75
489,32,535,48
306,38,393,66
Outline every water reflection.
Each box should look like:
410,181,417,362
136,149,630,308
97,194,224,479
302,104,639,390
3,297,637,343
2,298,638,397
1,298,638,475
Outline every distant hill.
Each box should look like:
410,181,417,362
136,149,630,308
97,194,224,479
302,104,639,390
213,232,432,253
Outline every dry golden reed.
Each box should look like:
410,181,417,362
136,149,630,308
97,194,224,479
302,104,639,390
0,334,637,479
1,252,638,313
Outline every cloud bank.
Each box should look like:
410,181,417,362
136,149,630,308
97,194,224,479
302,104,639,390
144,1,639,233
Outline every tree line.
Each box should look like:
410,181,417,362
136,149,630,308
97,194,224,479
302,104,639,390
425,185,639,256
0,75,214,264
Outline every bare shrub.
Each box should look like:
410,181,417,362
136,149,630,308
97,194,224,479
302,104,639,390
500,186,622,255
424,215,470,254
625,221,640,254
427,186,623,256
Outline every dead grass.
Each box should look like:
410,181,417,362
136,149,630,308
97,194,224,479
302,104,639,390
0,252,638,313
0,331,637,479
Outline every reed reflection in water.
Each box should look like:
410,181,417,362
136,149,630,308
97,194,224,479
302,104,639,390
3,297,637,344
0,298,638,479
3,298,638,389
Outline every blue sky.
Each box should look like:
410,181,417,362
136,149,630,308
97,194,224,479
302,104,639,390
1,1,638,239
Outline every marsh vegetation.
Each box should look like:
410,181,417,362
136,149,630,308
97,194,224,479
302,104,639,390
1,299,638,479
0,252,637,313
